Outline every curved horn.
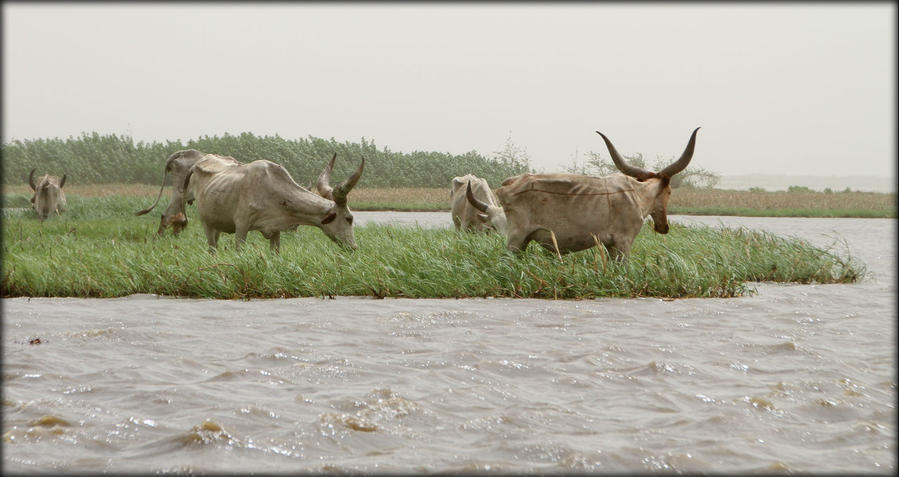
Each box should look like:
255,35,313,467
134,153,181,216
314,153,338,198
59,174,66,188
180,169,194,195
658,127,701,178
595,131,654,181
465,181,489,213
28,169,36,190
333,156,365,207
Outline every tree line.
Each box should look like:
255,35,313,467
2,132,531,189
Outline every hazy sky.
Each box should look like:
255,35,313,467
3,2,895,177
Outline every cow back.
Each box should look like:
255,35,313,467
496,173,644,251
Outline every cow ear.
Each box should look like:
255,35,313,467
477,213,489,222
321,212,337,224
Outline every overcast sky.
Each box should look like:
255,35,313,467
3,2,895,178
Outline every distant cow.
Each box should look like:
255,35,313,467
135,149,227,235
449,174,507,234
28,169,67,221
495,128,700,259
182,153,364,252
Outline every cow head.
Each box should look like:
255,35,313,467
465,182,508,234
28,168,67,221
135,149,205,235
158,211,188,235
311,153,365,249
595,127,700,234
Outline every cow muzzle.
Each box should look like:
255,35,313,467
158,212,188,235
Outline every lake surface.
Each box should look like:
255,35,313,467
3,214,895,473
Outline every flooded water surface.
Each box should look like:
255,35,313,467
3,215,895,473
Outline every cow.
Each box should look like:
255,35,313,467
28,169,67,221
494,127,700,259
449,174,507,234
135,149,225,235
182,152,364,253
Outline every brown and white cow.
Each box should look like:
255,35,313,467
495,127,700,259
182,153,364,253
135,149,228,235
28,169,67,221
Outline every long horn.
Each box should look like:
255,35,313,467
314,153,338,198
134,153,181,216
28,169,36,190
658,127,701,178
59,174,66,188
465,181,489,213
180,169,193,195
595,131,654,181
135,170,168,215
333,156,365,207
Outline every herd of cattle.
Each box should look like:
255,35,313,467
27,128,700,259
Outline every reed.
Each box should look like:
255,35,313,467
1,197,865,299
1,132,528,189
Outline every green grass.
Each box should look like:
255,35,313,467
2,196,865,299
2,131,529,188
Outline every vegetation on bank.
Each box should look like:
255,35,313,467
3,131,893,217
1,196,865,299
1,131,530,188
667,188,896,218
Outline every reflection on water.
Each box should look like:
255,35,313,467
3,215,895,473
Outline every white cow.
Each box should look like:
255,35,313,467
449,174,506,234
28,169,67,221
182,153,363,252
135,149,221,235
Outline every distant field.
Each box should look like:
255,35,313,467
667,188,896,218
3,184,895,217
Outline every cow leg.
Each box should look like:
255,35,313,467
234,224,250,251
604,239,631,262
603,243,623,261
505,231,532,253
262,231,281,254
203,225,220,252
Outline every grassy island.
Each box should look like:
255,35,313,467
1,195,865,299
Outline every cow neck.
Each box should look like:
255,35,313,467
290,190,337,224
634,177,665,218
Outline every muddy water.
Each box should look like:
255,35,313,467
3,215,895,473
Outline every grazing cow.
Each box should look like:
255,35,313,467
28,169,67,221
135,149,228,235
449,174,507,234
182,153,364,252
495,127,700,259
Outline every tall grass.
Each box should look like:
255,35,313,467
1,196,865,299
1,132,529,188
